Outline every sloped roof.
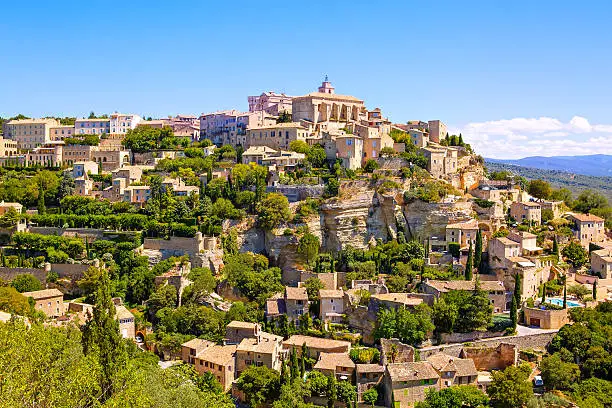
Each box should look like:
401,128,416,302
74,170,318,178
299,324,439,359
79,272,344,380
425,280,505,293
314,352,355,371
22,288,63,299
283,335,351,351
285,287,308,301
427,353,478,377
387,361,439,381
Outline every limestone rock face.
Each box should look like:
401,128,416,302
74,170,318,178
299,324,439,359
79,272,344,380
402,200,473,241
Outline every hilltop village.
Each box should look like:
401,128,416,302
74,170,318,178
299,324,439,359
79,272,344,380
0,80,611,408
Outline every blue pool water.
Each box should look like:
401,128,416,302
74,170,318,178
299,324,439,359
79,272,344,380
546,298,581,308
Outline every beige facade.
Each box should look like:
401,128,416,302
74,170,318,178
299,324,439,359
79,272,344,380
73,161,98,177
26,143,63,166
445,219,479,250
591,248,612,278
235,331,284,376
421,146,458,178
116,305,135,339
226,321,261,345
427,353,478,388
291,80,365,126
193,344,237,392
0,201,23,215
22,288,64,318
245,122,309,150
319,289,345,323
248,91,294,115
181,338,215,365
567,213,605,246
427,120,447,143
49,125,75,141
4,118,60,149
523,307,570,329
0,137,18,157
63,144,98,165
110,113,142,135
283,335,351,359
409,129,429,148
92,149,131,171
510,201,541,225
335,135,363,170
123,185,151,204
488,237,521,269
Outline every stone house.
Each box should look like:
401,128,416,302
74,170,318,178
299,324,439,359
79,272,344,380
319,289,345,324
283,335,351,359
510,201,541,225
488,237,521,269
541,200,565,219
356,364,385,402
335,134,363,170
384,361,440,408
422,279,508,313
591,248,612,278
445,219,479,251
567,213,606,246
235,331,284,376
426,353,478,388
369,293,430,312
523,307,570,329
181,338,215,364
0,201,23,216
284,287,309,320
22,288,64,317
245,122,310,150
420,145,458,178
313,352,356,381
225,321,261,345
115,305,135,339
192,344,237,392
507,231,542,256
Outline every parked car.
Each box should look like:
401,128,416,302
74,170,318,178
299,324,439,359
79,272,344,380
533,375,544,387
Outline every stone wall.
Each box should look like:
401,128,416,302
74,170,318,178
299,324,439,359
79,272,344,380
419,331,558,360
439,330,505,345
460,343,518,371
380,338,415,364
346,304,377,345
267,184,325,202
0,263,89,283
523,307,570,329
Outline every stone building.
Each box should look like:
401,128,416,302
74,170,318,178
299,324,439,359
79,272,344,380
426,353,478,388
319,289,345,324
192,344,237,392
48,125,75,141
248,91,294,115
22,288,64,318
356,364,385,403
291,80,365,126
427,120,447,143
567,213,606,246
4,118,60,149
181,338,215,365
245,122,310,150
420,145,458,178
74,118,111,135
313,352,355,381
235,331,284,376
0,137,18,158
116,304,135,339
445,219,479,251
422,279,508,313
591,247,612,278
510,201,542,225
283,335,351,359
225,321,261,345
384,361,440,408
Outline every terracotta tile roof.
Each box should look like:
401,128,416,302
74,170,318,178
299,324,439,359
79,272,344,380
182,338,215,351
283,335,351,351
265,298,286,316
314,352,355,371
196,344,237,366
319,289,344,298
387,362,440,382
285,287,308,301
425,280,505,293
21,288,63,299
427,353,478,377
115,305,134,320
372,293,424,306
237,332,282,354
495,237,521,246
569,213,605,222
356,363,385,373
227,321,258,330
446,219,479,230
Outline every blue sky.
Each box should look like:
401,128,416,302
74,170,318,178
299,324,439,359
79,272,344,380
2,0,612,158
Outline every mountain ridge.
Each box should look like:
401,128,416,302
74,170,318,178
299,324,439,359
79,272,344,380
485,154,612,177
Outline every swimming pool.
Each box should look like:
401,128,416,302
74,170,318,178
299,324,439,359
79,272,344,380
546,298,582,308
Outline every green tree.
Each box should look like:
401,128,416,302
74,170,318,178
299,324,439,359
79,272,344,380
562,241,589,267
336,380,357,405
416,385,489,408
540,353,580,390
0,286,31,315
289,140,310,154
306,144,327,168
465,241,473,280
81,267,127,403
236,366,281,407
257,193,292,230
304,277,325,301
363,159,379,173
474,229,483,272
277,111,292,123
10,274,42,293
298,233,320,265
528,179,552,200
432,297,459,334
487,365,533,408
362,387,378,407
326,373,337,408
552,235,559,261
573,190,608,213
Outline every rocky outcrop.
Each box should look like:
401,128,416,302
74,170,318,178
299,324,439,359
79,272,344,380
402,200,473,241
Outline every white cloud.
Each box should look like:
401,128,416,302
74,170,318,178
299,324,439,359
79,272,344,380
454,116,612,159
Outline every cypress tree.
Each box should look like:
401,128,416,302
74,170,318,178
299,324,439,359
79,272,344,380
553,236,559,262
465,241,473,281
593,279,598,300
475,229,483,270
327,373,337,408
81,267,127,403
280,359,290,385
514,273,522,307
510,291,518,330
563,275,567,309
290,347,299,381
37,189,46,215
541,282,546,304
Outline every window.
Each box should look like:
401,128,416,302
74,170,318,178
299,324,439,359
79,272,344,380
346,139,352,146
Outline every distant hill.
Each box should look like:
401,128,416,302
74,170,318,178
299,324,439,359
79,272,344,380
484,161,612,202
486,154,612,177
